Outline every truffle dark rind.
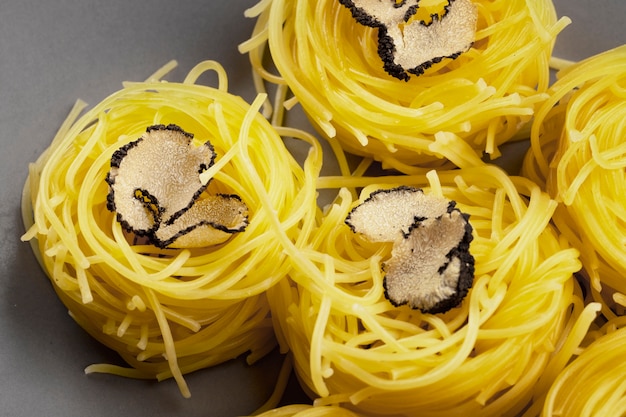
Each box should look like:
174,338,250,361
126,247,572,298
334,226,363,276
338,0,410,81
377,28,410,81
338,0,477,81
346,186,474,314
106,124,248,248
403,0,451,26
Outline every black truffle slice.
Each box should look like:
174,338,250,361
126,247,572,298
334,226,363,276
153,194,248,248
338,0,478,80
106,124,248,248
383,209,474,313
345,186,449,241
345,186,474,314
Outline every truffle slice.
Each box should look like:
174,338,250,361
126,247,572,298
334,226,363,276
383,209,474,313
345,186,474,314
106,124,215,235
338,0,478,80
106,124,248,248
153,194,248,248
345,186,449,241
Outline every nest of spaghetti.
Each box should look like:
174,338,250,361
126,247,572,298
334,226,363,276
542,315,626,417
240,0,569,173
254,404,363,417
268,163,590,417
21,61,322,398
522,45,626,321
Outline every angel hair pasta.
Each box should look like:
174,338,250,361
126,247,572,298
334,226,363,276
21,60,323,398
543,316,626,417
268,158,592,416
253,404,363,417
522,45,626,320
239,0,570,173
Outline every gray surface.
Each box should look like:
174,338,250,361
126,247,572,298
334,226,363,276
0,1,624,416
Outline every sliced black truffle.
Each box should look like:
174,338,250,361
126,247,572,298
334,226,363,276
383,208,474,313
345,186,449,241
338,0,478,80
106,124,248,248
154,194,248,248
345,186,474,314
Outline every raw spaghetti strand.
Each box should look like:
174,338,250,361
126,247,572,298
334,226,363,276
268,164,586,416
240,0,569,171
21,60,323,397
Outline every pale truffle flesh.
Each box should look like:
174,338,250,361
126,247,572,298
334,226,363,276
345,186,449,241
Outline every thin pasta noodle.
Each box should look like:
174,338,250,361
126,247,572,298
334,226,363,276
267,162,588,416
543,316,626,417
522,45,626,320
252,404,363,417
21,60,323,398
240,0,570,172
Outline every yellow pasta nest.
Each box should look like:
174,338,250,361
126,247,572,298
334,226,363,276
255,404,363,417
267,164,591,417
240,0,569,173
21,61,322,398
522,45,626,320
543,317,626,416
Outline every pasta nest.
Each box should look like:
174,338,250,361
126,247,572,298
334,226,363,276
241,0,569,173
522,45,626,320
255,404,363,417
21,61,322,398
542,316,626,417
268,165,587,417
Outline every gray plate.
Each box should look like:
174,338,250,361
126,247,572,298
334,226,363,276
1,1,624,416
